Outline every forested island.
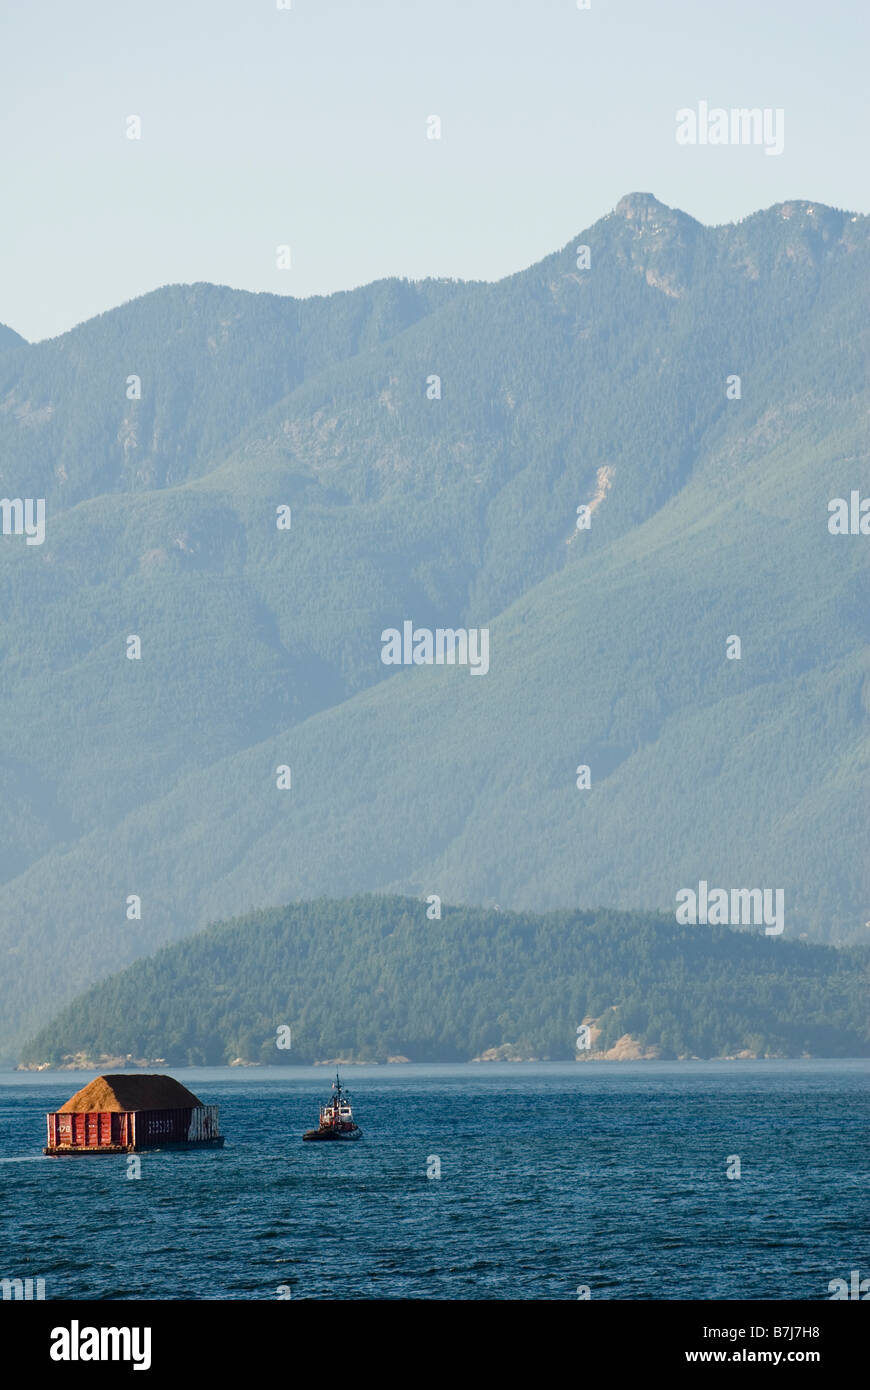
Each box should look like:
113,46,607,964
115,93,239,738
20,896,869,1067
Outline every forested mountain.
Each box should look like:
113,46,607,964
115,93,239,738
1,193,868,1057
21,898,870,1067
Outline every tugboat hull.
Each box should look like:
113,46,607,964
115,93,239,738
303,1126,362,1141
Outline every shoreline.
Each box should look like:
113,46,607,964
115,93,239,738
5,1055,868,1081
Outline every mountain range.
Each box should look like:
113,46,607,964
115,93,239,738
1,191,868,1059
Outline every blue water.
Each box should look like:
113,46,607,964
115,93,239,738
1,1062,867,1300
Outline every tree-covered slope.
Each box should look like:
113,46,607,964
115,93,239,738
0,322,27,351
20,897,869,1067
0,276,470,509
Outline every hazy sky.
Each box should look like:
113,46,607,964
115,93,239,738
1,0,866,341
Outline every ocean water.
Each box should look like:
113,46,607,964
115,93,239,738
1,1061,866,1301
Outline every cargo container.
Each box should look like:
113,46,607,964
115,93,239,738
44,1074,224,1155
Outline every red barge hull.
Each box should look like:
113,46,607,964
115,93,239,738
44,1104,223,1155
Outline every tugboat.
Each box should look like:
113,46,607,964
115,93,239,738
302,1073,363,1141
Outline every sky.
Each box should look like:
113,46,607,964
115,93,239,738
1,0,867,342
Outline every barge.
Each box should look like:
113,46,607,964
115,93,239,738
44,1073,224,1155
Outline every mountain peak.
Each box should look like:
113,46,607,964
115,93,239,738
611,193,703,235
614,192,672,220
